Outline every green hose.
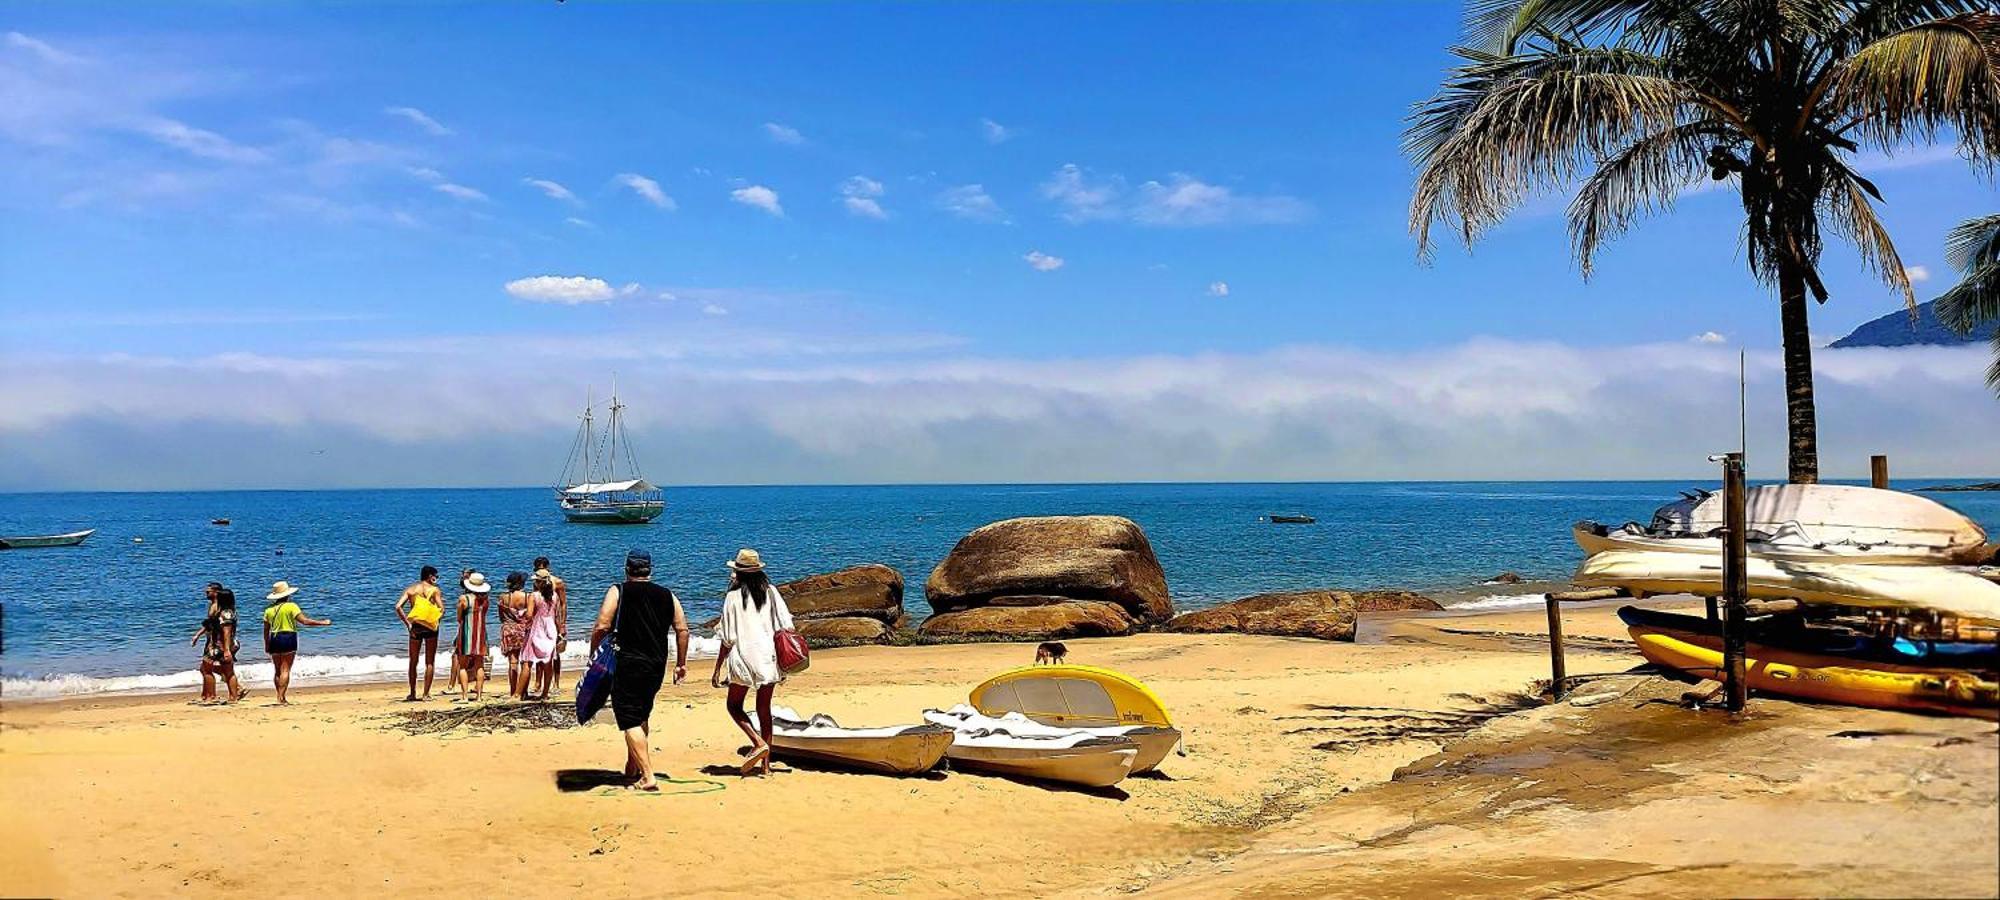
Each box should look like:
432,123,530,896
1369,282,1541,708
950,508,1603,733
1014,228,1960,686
594,776,727,797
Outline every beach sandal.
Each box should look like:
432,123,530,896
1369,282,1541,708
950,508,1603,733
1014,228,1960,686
740,746,770,777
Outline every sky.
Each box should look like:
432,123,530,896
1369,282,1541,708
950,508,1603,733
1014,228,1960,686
0,2,1994,491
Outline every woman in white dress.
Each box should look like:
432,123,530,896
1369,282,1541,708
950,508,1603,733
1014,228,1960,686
710,548,795,777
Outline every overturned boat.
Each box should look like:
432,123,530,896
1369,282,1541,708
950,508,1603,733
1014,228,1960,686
1575,484,1990,566
926,704,1178,775
922,707,1139,789
762,707,953,776
1575,549,2000,624
964,664,1182,773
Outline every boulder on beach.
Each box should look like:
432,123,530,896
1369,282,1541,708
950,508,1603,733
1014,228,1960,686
924,515,1173,623
919,601,1138,641
795,616,892,647
779,564,904,623
1164,589,1442,642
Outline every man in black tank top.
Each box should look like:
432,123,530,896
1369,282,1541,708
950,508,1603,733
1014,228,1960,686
589,549,689,792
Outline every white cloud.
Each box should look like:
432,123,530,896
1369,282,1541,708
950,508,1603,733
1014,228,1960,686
839,175,886,219
938,184,1007,223
408,166,444,182
503,275,618,305
979,117,1013,144
1041,164,1312,226
134,117,267,164
763,122,805,145
384,106,450,137
5,31,86,65
523,178,577,203
615,173,675,210
1208,281,1230,297
702,304,729,316
1024,250,1064,272
1691,331,1727,344
565,216,595,228
732,184,784,217
433,182,488,202
1904,265,1930,284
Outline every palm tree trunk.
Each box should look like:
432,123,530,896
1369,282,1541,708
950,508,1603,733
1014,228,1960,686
1778,259,1819,484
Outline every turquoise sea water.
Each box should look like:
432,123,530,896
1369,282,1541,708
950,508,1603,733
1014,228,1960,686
2,480,1994,694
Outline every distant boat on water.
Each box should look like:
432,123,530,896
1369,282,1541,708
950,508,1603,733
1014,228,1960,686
0,529,95,549
554,386,664,525
1265,514,1316,524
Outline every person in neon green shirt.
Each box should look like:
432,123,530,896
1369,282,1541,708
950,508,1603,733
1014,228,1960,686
262,581,331,705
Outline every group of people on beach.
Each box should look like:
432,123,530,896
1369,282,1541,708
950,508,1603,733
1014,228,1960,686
189,547,798,791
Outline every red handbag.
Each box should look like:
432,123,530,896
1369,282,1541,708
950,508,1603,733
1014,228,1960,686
770,591,810,674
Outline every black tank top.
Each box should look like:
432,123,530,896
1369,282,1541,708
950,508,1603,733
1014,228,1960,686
615,580,678,663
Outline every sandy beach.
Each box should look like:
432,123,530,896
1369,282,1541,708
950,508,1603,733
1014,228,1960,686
4,598,1995,899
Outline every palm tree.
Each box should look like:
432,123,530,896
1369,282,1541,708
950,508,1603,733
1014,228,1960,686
1408,1,1999,483
1933,213,2000,393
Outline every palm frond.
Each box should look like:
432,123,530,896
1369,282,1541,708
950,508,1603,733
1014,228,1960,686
1409,45,1694,258
1942,212,2000,272
1823,161,1915,310
1834,12,2000,159
1934,261,2000,332
1567,120,1725,274
1465,0,1656,53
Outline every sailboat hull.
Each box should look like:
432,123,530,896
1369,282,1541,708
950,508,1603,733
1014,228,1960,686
561,501,664,524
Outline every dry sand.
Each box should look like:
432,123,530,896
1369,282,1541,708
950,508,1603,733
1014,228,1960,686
3,599,1995,898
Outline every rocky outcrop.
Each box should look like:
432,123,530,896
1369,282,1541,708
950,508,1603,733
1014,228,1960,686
919,601,1138,641
1486,572,1524,585
776,564,905,647
1164,589,1442,642
919,516,1172,641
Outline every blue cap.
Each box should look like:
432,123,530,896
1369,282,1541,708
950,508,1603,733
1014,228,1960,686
627,549,651,566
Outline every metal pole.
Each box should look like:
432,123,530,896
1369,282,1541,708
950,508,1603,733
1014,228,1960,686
1545,594,1567,698
1870,455,1889,490
1721,452,1749,712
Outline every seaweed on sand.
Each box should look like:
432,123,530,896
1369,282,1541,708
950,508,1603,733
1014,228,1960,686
1282,693,1545,752
381,701,577,737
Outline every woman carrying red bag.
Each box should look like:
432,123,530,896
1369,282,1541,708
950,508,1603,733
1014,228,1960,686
710,548,800,778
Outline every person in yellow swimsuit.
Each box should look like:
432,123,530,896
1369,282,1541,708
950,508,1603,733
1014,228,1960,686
262,581,331,705
395,565,446,702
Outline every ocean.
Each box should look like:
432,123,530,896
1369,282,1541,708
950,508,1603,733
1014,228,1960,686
3,480,1995,697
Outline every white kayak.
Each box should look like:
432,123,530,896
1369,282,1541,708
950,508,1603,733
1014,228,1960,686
1644,484,1988,564
926,704,1180,774
763,707,954,776
1572,521,1969,566
1574,549,2000,623
922,708,1139,788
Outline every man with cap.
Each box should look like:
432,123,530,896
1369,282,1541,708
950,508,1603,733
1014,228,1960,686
589,549,690,792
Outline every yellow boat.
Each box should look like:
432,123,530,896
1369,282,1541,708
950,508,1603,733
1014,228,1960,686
1628,622,1999,720
970,664,1174,728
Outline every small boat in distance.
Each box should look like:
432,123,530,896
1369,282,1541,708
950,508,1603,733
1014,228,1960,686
0,529,95,550
554,385,665,524
1266,514,1316,524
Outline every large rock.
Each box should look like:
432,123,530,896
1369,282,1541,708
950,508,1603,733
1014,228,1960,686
925,516,1172,623
796,616,891,647
780,564,903,623
1164,589,1442,642
919,601,1137,641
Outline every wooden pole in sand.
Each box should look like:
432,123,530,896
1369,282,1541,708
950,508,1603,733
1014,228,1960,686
1544,594,1567,697
1870,455,1890,490
1720,452,1750,712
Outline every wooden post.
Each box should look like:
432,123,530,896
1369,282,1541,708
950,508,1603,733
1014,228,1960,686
1870,455,1889,489
1721,452,1750,712
1545,594,1567,698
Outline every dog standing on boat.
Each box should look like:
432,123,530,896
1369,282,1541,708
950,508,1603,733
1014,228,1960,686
1034,642,1067,665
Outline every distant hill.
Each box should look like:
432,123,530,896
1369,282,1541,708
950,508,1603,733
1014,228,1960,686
1829,299,1987,348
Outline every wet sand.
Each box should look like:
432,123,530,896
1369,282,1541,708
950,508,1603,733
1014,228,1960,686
3,599,1995,898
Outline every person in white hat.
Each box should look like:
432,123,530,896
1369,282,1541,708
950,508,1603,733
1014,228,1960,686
710,548,796,777
261,581,331,705
452,571,494,701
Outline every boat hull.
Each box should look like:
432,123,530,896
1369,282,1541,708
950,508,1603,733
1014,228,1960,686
560,502,664,524
944,739,1139,788
1627,620,1999,720
1573,522,1962,566
1574,549,2000,623
0,529,94,549
770,726,954,776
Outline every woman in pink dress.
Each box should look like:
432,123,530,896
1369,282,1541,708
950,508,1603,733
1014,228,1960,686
521,576,559,700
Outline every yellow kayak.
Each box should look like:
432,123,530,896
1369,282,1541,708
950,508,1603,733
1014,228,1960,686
1629,623,1998,720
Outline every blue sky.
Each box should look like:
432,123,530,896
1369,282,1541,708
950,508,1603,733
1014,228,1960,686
1,2,1993,489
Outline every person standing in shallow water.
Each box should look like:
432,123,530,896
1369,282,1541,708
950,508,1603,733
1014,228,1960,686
499,572,531,698
522,574,560,700
395,565,446,702
590,549,689,792
533,557,568,691
262,581,330,705
711,548,795,778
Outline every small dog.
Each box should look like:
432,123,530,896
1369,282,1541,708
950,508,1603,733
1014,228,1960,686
1034,641,1068,665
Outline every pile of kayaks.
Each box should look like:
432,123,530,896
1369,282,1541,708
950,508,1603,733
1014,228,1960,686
760,664,1183,789
1573,484,1999,719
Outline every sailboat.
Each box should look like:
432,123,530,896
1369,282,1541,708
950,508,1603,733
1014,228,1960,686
554,386,665,524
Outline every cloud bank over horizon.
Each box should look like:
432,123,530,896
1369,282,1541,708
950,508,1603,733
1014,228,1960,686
2,340,1991,492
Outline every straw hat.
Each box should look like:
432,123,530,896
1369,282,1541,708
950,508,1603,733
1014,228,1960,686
533,567,553,582
266,580,300,601
462,572,491,594
727,548,765,572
